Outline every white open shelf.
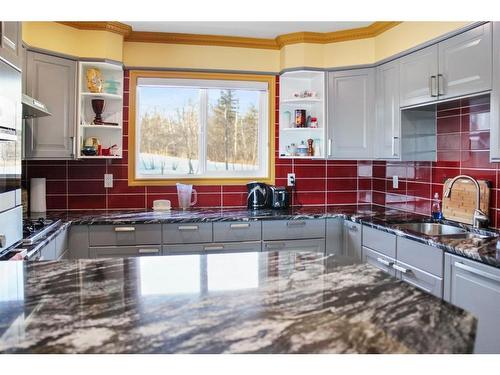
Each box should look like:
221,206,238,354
279,70,326,159
77,61,124,159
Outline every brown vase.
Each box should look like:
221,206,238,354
91,99,105,124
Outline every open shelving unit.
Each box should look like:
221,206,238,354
279,70,326,159
76,61,124,159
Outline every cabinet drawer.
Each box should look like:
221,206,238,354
397,237,443,277
394,260,443,298
90,245,161,259
89,224,162,246
163,223,212,244
362,246,396,277
362,225,396,258
163,241,261,255
262,219,325,240
263,238,325,253
213,221,261,242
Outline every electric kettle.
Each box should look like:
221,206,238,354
246,182,269,210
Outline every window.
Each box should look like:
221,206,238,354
129,71,275,185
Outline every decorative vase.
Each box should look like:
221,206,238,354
86,68,103,93
91,99,105,124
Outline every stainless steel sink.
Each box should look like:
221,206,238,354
393,222,467,236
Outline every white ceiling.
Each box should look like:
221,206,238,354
124,22,373,39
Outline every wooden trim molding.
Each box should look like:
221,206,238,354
57,22,132,36
127,70,276,186
59,21,401,49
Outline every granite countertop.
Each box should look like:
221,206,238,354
0,251,476,354
20,204,500,269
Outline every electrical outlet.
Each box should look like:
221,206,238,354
392,175,399,189
287,173,296,187
104,174,113,188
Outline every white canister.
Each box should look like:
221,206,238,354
30,178,47,213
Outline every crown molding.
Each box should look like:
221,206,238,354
57,21,132,36
58,21,401,49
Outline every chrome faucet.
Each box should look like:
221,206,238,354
444,175,488,228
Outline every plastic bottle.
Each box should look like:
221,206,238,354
431,192,443,221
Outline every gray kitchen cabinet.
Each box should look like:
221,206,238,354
55,227,69,260
444,253,500,353
68,225,90,259
399,45,439,107
90,245,161,259
327,68,375,159
24,51,77,159
326,217,343,255
396,237,444,277
262,219,326,241
163,223,213,244
362,225,396,258
490,22,500,161
342,221,362,260
213,221,261,242
376,60,401,159
362,246,396,277
89,224,162,246
0,22,22,69
263,238,325,253
438,23,492,100
394,259,443,298
164,241,261,255
39,240,56,261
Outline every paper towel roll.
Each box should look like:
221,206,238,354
30,178,47,213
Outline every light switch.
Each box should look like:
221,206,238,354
392,175,399,189
104,174,113,188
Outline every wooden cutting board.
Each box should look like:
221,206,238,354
442,178,490,225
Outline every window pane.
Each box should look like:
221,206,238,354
206,89,260,173
137,86,200,176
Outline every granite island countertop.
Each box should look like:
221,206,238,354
0,251,476,354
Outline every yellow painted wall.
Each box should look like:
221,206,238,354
123,42,280,72
22,22,123,61
23,21,474,71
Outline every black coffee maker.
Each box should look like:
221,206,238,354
246,182,269,210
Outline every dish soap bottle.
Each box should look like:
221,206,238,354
431,192,443,221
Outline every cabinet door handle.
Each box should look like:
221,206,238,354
391,136,399,157
455,262,500,283
430,75,438,97
204,245,224,251
114,227,135,232
393,264,411,274
266,242,286,250
138,248,159,254
437,74,444,96
287,221,306,227
376,257,393,267
230,223,250,229
328,138,332,156
178,225,199,231
404,279,431,294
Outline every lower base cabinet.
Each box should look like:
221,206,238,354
263,238,325,253
395,259,443,298
444,253,500,353
342,221,362,260
90,245,161,258
163,241,262,255
362,246,397,277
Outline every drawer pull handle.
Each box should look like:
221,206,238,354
348,225,358,232
287,221,306,227
266,242,286,250
204,245,224,251
138,248,159,254
376,257,393,267
178,225,199,231
114,227,135,232
393,264,411,274
404,279,432,294
455,262,500,283
230,223,250,229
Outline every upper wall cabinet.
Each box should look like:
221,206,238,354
438,23,492,100
490,22,500,161
400,23,492,108
375,60,400,159
327,68,375,159
0,22,22,70
24,51,77,159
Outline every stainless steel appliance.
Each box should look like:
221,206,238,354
246,182,269,210
269,186,290,209
0,58,22,252
22,218,61,245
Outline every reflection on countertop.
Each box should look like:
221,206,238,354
0,251,476,354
